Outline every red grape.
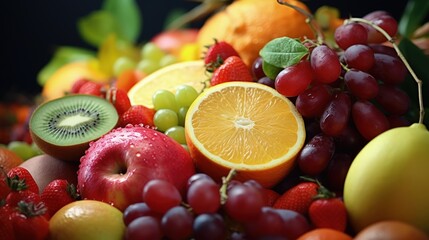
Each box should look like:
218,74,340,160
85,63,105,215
244,207,285,238
142,179,182,214
193,213,226,240
344,44,375,71
224,184,265,223
187,178,221,214
344,69,379,100
297,133,335,176
363,11,398,43
161,206,194,240
325,153,353,192
376,84,410,115
296,84,333,117
320,92,352,136
370,53,407,85
274,208,311,239
310,45,342,83
352,100,390,140
334,23,368,50
126,216,162,240
275,60,313,97
123,202,161,225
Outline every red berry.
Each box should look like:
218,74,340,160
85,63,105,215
106,87,132,116
204,40,240,72
210,56,254,86
118,105,156,127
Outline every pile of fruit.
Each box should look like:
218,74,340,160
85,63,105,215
1,0,429,239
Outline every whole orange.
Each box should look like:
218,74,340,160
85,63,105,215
354,221,429,240
197,0,314,67
297,228,353,240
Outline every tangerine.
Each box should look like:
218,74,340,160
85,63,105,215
185,82,306,188
197,0,314,67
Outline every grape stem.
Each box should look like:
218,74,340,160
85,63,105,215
346,17,425,124
276,0,324,44
219,168,237,205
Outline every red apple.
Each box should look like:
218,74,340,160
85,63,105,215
151,28,199,55
77,125,195,211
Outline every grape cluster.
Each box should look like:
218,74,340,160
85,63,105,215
151,85,199,145
123,173,310,239
253,11,410,191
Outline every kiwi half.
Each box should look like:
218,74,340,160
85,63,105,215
30,94,119,161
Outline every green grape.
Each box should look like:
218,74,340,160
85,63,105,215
159,54,177,68
8,141,38,160
136,59,159,74
141,42,165,62
113,56,136,76
177,106,189,127
152,89,178,111
164,126,186,144
175,85,199,108
153,109,179,132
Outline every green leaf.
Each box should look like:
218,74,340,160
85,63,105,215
398,0,429,38
103,0,142,43
37,47,96,86
262,61,282,80
78,10,118,47
398,37,429,126
259,37,309,68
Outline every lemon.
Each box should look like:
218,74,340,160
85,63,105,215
49,200,125,240
344,123,429,235
127,60,208,108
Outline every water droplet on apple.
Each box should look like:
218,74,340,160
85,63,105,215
136,152,141,157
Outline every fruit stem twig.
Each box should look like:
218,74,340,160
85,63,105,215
346,17,425,124
277,0,324,44
220,168,237,204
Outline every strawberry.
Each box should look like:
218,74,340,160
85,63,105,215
70,78,90,94
41,179,79,218
118,105,156,127
77,81,105,97
261,188,280,207
105,87,132,116
0,205,14,240
204,40,240,72
7,167,39,194
6,189,44,210
10,201,49,240
210,56,254,86
308,197,347,232
272,181,318,215
0,178,11,205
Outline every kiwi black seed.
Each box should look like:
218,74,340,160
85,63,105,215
29,94,119,161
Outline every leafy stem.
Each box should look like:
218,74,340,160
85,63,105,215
346,17,425,124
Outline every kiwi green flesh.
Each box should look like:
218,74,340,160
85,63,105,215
29,94,118,160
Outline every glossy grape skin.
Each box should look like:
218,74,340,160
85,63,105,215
142,179,182,214
334,124,367,155
275,60,313,97
244,207,285,238
274,208,311,239
334,23,368,50
320,92,352,136
224,184,265,223
153,109,179,132
297,133,336,176
310,45,342,83
369,44,397,58
352,100,390,140
252,57,266,80
164,126,186,144
257,76,275,88
161,206,194,240
187,178,221,214
193,213,226,240
376,85,410,115
126,216,162,240
344,44,375,71
363,11,398,43
186,173,214,190
296,84,333,117
175,85,199,108
370,53,407,85
152,89,178,111
123,202,161,226
324,153,353,192
344,69,379,100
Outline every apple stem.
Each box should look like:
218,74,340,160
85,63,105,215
220,168,237,205
346,17,425,124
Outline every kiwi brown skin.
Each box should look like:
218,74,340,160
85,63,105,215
29,94,119,162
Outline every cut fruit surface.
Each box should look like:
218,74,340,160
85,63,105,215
185,82,306,187
128,60,208,108
29,94,119,161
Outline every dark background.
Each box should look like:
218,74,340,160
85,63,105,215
2,0,408,103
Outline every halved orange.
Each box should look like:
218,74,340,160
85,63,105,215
185,82,306,187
